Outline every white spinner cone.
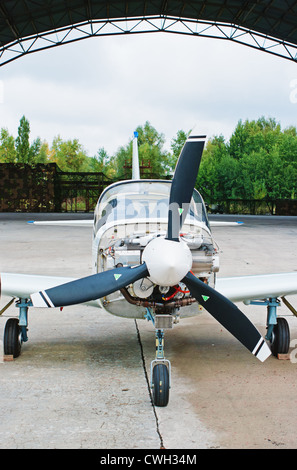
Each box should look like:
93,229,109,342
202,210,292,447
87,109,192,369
142,237,192,286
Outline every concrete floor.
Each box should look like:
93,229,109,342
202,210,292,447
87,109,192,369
1,213,297,449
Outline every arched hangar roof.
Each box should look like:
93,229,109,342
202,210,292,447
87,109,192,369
1,1,297,66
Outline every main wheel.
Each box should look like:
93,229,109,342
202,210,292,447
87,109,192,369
152,363,169,407
270,317,290,357
4,318,22,358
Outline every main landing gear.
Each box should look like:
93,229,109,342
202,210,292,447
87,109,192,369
2,298,30,358
249,297,291,357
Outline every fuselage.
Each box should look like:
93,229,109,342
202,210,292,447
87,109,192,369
92,179,219,319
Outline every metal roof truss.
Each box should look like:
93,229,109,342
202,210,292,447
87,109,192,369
1,15,297,67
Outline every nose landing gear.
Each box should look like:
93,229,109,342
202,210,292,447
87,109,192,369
150,326,171,407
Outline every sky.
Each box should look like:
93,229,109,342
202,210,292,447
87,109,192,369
1,31,297,157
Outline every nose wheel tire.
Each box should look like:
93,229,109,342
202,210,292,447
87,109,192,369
3,318,22,358
152,363,170,407
270,317,290,357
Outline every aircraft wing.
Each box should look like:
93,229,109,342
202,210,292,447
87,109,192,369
209,221,243,227
2,271,297,306
28,220,93,226
29,219,242,227
216,272,297,303
0,273,102,308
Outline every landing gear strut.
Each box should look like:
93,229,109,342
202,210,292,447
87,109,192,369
265,298,290,356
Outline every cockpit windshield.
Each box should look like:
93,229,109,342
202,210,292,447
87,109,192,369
94,180,209,230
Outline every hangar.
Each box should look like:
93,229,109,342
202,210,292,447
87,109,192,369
1,1,297,66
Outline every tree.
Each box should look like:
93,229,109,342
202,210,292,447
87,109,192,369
15,116,51,165
37,141,50,164
136,121,171,177
2,115,297,203
197,117,297,202
169,129,189,170
0,128,16,162
50,136,89,172
228,116,281,160
112,142,133,178
15,115,31,163
28,137,45,164
196,135,239,200
87,147,112,174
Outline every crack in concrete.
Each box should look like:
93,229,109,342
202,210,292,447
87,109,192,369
134,319,164,449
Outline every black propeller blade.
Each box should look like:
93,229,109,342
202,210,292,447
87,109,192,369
183,272,271,361
31,263,149,308
167,135,206,241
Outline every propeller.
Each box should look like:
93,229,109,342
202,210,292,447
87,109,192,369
182,272,271,362
30,134,271,362
31,263,149,308
167,135,205,241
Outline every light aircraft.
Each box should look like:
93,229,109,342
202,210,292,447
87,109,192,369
1,131,297,407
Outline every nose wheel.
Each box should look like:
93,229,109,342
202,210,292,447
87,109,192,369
152,361,170,407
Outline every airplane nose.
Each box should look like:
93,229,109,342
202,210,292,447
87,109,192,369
142,237,192,286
